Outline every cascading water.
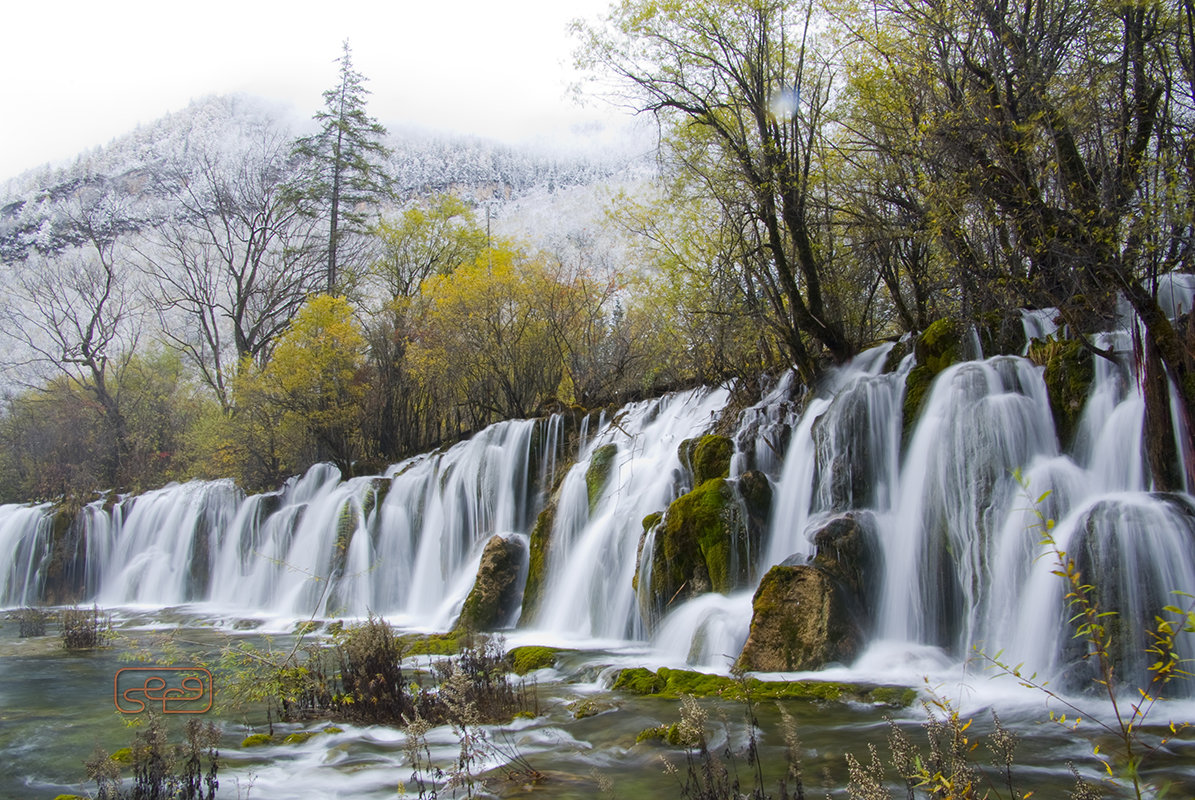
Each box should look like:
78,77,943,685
0,503,54,606
0,316,1190,698
533,386,731,641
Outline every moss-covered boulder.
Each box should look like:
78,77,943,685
735,563,864,672
585,443,619,512
645,476,759,622
679,434,734,485
1029,336,1094,448
454,535,528,633
903,318,965,442
507,645,563,675
519,500,556,624
611,666,914,706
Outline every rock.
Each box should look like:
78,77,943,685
810,512,880,613
519,501,556,624
736,470,772,540
679,434,734,485
903,318,964,441
645,477,759,622
507,645,562,675
976,309,1029,356
585,443,619,512
735,563,864,672
1029,336,1094,448
455,535,528,633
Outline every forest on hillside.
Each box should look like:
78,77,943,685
1,0,1193,504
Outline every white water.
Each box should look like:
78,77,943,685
2,324,1193,695
533,386,731,640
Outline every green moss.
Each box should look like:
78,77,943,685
903,319,964,441
507,645,560,675
681,434,733,484
398,631,462,656
611,667,914,707
570,698,602,719
635,722,697,746
283,731,318,745
53,795,88,800
109,747,133,764
611,667,667,695
520,501,556,624
869,686,918,707
652,478,749,612
323,726,344,734
642,512,663,532
1032,337,1094,447
240,733,275,748
586,443,619,512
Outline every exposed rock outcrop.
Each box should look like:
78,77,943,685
455,534,527,633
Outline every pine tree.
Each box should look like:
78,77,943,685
292,40,392,292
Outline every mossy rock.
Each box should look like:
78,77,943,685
507,645,561,675
585,443,619,512
736,564,864,672
283,731,319,745
611,666,914,707
53,795,88,800
635,722,699,746
1031,336,1094,448
646,477,758,622
679,434,734,485
109,747,134,764
520,501,556,624
903,318,965,441
569,698,610,719
240,733,275,748
398,631,463,656
455,534,527,633
611,667,666,695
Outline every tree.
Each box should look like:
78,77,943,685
292,40,392,293
840,0,1195,487
575,0,861,379
0,186,144,488
407,244,564,429
238,294,368,478
141,124,325,409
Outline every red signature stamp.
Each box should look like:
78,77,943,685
114,667,213,714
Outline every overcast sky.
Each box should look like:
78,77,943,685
0,0,630,180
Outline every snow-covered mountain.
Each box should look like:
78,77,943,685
0,94,653,264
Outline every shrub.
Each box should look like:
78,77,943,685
61,605,111,649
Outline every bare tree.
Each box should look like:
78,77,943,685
140,126,325,408
1,187,143,486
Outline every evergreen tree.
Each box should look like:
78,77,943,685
292,40,392,292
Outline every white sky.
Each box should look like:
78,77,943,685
0,0,628,180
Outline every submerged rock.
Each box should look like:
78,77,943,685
455,534,528,633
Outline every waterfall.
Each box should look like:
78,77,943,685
533,386,731,640
0,319,1192,697
0,504,54,606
